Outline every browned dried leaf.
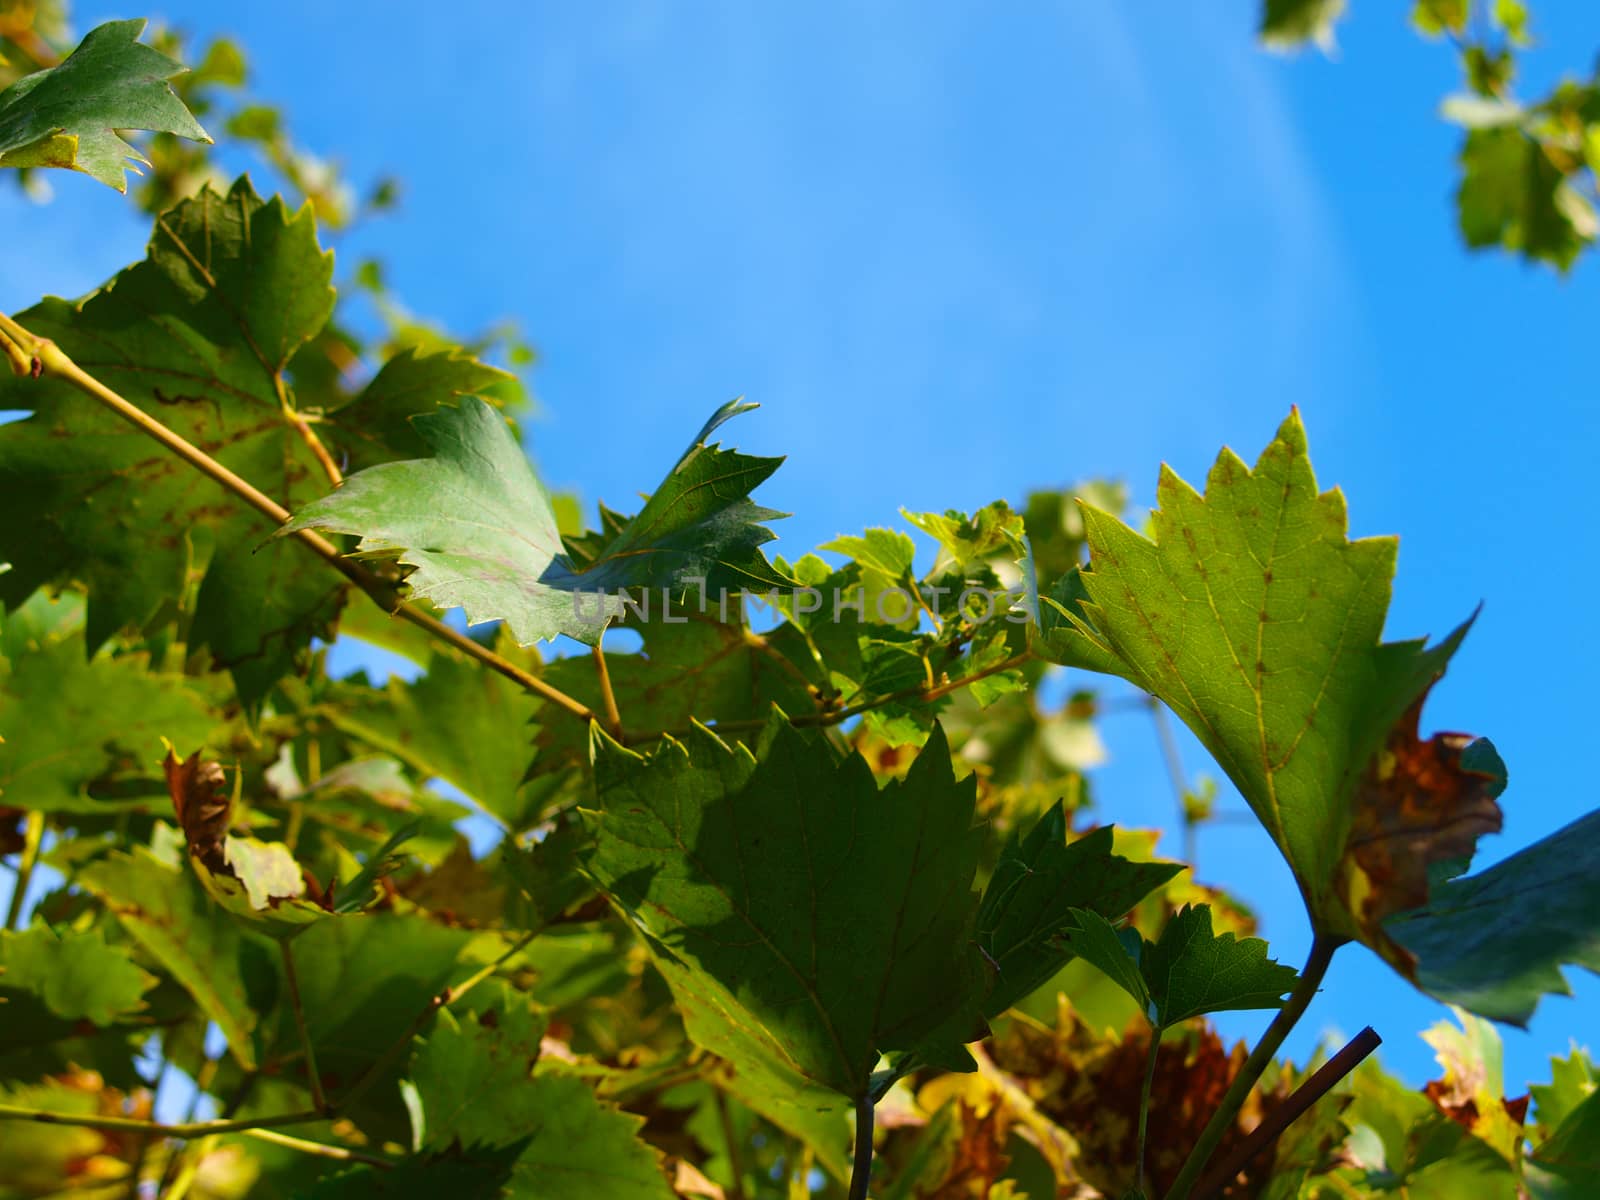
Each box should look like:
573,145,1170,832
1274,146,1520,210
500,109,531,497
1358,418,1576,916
1338,692,1502,970
161,748,230,872
988,1009,1282,1198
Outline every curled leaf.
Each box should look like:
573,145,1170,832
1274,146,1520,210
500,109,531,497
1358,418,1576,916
1338,692,1504,973
161,747,231,873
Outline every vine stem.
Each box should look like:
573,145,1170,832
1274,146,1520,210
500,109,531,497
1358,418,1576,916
242,1127,396,1168
0,1104,323,1138
280,940,327,1113
1136,1025,1162,1197
1191,1025,1380,1200
1163,933,1341,1200
848,1092,875,1200
0,316,596,726
3,809,44,930
593,639,625,741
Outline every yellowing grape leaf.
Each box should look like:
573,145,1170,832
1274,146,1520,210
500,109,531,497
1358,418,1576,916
1030,411,1552,1016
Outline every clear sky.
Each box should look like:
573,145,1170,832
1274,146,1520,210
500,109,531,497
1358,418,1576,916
6,1,1598,1091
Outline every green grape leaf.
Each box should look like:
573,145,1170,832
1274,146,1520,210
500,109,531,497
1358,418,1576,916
584,713,986,1101
528,614,821,784
974,805,1180,1017
0,627,217,814
408,986,548,1150
1059,411,1398,900
0,177,339,707
1384,807,1600,1025
73,848,262,1069
1137,904,1299,1025
262,914,473,1140
282,397,790,647
324,345,516,462
1259,0,1347,50
0,19,210,191
1042,412,1505,975
1064,905,1297,1027
1530,1048,1596,1136
402,990,669,1195
1527,1091,1600,1199
402,984,668,1196
0,925,156,1027
1458,125,1592,271
1053,908,1151,1020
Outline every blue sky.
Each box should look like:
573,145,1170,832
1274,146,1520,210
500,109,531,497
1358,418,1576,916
7,1,1599,1091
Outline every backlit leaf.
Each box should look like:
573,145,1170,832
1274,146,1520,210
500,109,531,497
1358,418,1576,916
0,925,155,1027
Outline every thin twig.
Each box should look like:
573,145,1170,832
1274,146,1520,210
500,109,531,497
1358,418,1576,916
713,1088,749,1200
1164,934,1342,1200
1136,1025,1162,1196
1192,1026,1380,1200
0,1103,323,1138
279,375,343,488
242,1126,397,1168
280,940,327,1113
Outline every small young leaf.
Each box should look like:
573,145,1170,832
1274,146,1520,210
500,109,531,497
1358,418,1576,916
1066,905,1297,1028
975,805,1180,1017
1058,909,1152,1020
1139,904,1299,1025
